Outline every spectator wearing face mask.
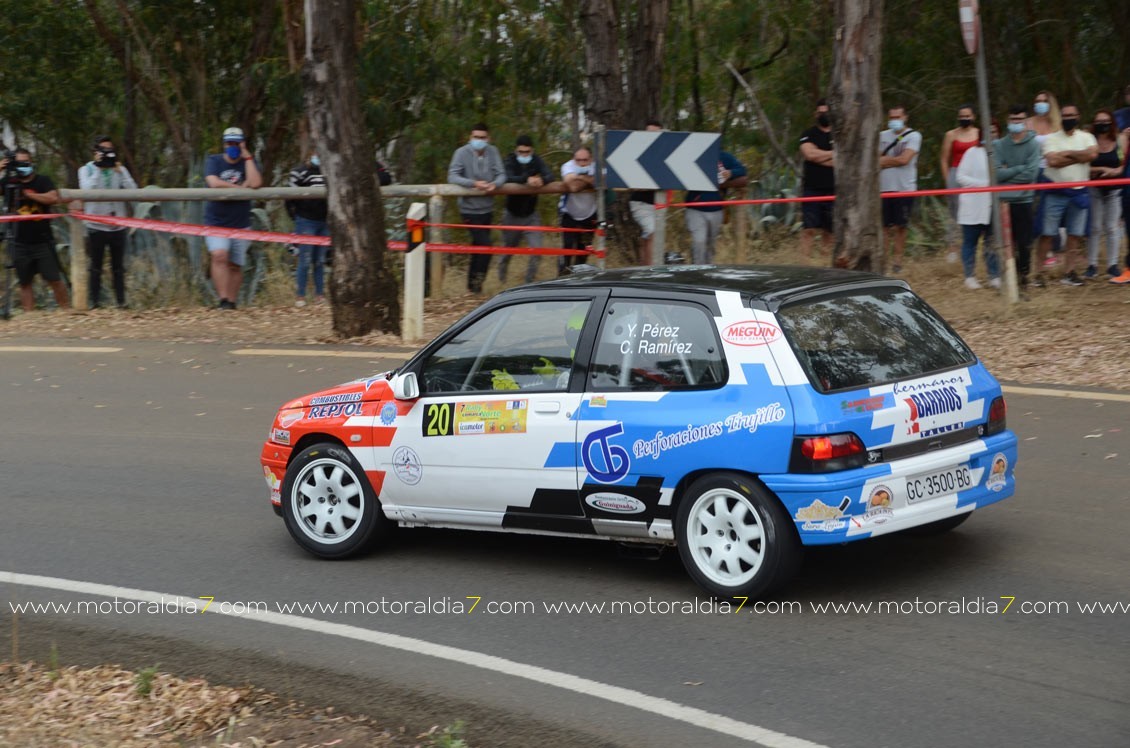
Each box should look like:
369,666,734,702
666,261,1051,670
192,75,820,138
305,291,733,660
1026,91,1064,269
498,134,556,284
447,122,506,294
939,105,981,264
204,126,262,310
75,135,137,309
994,105,1041,289
0,148,68,312
1038,102,1097,287
287,150,329,307
559,147,598,275
1084,109,1126,280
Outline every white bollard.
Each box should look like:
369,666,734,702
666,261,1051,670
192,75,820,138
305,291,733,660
402,202,427,343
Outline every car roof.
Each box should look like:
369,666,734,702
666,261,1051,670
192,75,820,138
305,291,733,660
507,265,909,310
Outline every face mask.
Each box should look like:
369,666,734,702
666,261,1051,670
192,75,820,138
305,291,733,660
1093,123,1111,135
470,138,487,151
816,113,830,128
225,145,242,160
517,155,532,165
1008,122,1026,135
310,155,320,166
1034,102,1050,116
959,118,973,129
1061,118,1078,132
16,164,33,177
887,119,904,132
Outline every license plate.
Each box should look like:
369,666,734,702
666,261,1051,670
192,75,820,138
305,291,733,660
905,465,972,503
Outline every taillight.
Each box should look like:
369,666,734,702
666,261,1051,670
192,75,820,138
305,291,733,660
985,396,1006,436
790,432,867,473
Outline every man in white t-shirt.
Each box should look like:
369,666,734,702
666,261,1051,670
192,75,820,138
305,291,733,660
1038,103,1097,286
879,106,922,273
559,147,597,274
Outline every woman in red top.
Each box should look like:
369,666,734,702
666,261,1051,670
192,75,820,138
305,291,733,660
939,105,982,263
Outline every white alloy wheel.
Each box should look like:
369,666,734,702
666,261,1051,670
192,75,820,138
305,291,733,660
684,487,766,587
291,457,366,545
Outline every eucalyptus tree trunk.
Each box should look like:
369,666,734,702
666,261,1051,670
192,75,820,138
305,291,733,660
829,0,883,272
303,0,400,337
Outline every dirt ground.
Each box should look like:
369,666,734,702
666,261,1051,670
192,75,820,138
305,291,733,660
2,240,1128,747
3,242,1128,390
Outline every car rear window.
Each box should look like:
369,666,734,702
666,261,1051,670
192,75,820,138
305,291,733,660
775,288,975,393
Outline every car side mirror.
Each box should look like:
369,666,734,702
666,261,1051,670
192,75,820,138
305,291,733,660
391,371,419,400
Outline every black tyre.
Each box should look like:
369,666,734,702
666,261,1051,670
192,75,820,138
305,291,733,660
676,472,802,600
901,511,972,537
281,442,389,558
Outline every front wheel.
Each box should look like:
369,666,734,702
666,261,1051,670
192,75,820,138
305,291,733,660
281,442,389,559
676,472,801,600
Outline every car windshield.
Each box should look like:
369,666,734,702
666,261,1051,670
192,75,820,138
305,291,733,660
776,288,975,393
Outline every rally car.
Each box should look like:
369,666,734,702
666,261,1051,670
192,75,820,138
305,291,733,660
261,265,1017,599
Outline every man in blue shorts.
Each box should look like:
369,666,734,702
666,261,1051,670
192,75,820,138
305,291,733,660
204,127,261,310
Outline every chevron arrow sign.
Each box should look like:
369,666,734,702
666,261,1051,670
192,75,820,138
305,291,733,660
603,130,721,191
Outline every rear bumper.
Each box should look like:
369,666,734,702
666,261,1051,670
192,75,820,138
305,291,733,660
761,431,1018,545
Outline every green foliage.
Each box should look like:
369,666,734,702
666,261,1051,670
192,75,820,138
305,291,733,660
135,664,160,698
427,720,469,748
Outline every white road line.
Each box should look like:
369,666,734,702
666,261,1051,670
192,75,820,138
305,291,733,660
1003,385,1130,403
230,348,414,360
3,571,827,748
0,346,122,353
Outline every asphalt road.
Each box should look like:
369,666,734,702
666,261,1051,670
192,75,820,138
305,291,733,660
1,338,1127,747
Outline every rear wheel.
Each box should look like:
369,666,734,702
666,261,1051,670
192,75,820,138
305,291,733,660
281,442,389,558
676,472,801,600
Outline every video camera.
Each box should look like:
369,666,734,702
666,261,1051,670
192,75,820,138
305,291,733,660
95,145,117,169
2,148,18,179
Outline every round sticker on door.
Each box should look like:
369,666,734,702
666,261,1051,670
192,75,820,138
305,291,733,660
392,446,422,485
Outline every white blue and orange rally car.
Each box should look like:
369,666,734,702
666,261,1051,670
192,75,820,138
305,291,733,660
261,266,1017,599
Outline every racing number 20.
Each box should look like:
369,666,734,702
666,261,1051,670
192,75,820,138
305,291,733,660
424,402,453,437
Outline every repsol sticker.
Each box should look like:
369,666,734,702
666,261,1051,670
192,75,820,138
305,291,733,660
721,320,781,346
585,492,646,514
308,402,364,419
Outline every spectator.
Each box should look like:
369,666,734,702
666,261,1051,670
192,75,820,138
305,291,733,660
1113,84,1130,131
1038,103,1097,286
560,147,598,274
287,150,329,307
683,149,748,265
204,126,262,310
1084,109,1126,280
798,101,834,262
497,135,555,284
956,123,1000,289
994,105,1041,289
878,105,921,273
939,105,981,263
76,135,137,309
1026,90,1063,268
629,120,664,266
447,122,505,294
0,148,68,312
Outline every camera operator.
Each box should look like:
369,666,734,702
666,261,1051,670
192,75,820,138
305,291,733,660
0,148,69,312
73,136,137,309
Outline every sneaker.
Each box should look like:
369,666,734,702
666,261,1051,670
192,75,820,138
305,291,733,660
1043,254,1059,267
989,277,1002,289
1059,271,1083,287
963,276,982,290
295,299,307,308
1110,268,1130,285
1031,275,1047,288
1083,265,1097,279
1107,265,1121,279
219,299,237,310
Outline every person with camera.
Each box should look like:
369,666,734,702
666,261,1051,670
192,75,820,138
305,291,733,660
0,148,68,312
73,136,137,309
204,126,261,310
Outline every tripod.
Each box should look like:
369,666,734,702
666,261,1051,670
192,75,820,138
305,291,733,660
1,177,20,320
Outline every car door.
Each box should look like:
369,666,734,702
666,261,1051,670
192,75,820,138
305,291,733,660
574,295,729,539
377,294,605,530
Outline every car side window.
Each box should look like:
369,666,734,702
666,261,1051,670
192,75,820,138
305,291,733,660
589,300,725,391
421,300,592,395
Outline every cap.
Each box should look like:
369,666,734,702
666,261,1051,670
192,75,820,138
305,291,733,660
222,127,245,142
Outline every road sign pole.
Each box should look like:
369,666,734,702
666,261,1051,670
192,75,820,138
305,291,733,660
595,125,607,269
